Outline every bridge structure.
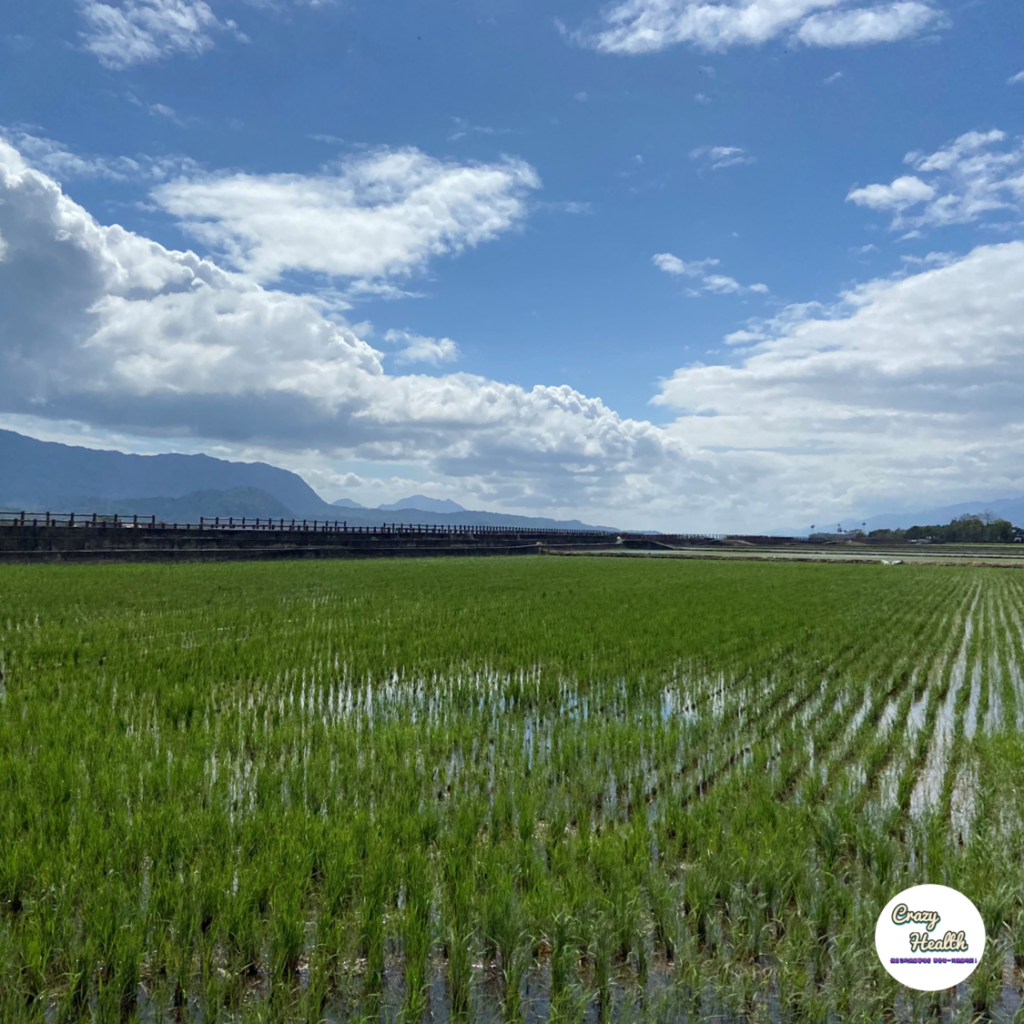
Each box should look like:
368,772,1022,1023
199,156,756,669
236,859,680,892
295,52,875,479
0,511,728,563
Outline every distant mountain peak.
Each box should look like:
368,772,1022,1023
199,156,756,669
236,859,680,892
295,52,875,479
0,429,617,532
378,495,466,514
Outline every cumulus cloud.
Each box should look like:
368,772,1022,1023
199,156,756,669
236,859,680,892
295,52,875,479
78,0,246,69
846,129,1024,232
152,149,541,287
0,138,707,524
690,145,754,170
655,241,1024,521
653,253,768,295
572,0,943,55
846,174,936,210
385,329,460,365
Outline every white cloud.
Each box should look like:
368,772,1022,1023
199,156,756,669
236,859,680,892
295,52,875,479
1,128,198,183
148,103,182,123
0,138,709,526
655,241,1024,522
78,0,246,69
152,148,541,286
446,117,518,143
572,0,943,55
653,253,768,295
690,145,754,170
796,2,938,45
385,329,460,365
824,70,844,83
846,174,936,209
846,129,1024,232
1008,72,1024,85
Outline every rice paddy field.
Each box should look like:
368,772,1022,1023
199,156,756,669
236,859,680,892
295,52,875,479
2,557,1024,1023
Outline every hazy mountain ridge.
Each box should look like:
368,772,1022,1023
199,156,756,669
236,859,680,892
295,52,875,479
0,429,338,518
377,495,466,514
332,494,467,514
768,495,1024,537
0,430,618,531
22,488,301,522
842,496,1024,533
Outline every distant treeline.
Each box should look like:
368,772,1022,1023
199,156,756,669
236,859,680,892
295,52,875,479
809,513,1023,544
868,513,1023,544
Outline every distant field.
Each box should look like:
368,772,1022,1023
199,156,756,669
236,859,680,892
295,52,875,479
1,558,1022,1022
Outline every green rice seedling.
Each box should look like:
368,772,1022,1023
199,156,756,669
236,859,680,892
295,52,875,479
443,917,474,1022
548,910,575,1022
400,847,432,1023
646,870,677,963
57,950,92,1024
682,864,717,951
484,863,529,1022
357,850,390,1005
270,890,305,983
970,950,1004,1017
591,908,613,1020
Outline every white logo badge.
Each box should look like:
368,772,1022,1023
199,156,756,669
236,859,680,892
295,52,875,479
876,884,986,991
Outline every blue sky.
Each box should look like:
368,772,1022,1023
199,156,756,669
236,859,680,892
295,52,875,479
0,0,1022,530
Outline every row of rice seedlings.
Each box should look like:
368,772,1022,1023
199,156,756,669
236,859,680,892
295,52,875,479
791,574,968,807
672,580,936,813
860,581,982,823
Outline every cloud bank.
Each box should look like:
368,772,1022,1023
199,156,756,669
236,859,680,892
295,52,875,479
656,241,1024,519
0,139,704,522
3,134,1024,529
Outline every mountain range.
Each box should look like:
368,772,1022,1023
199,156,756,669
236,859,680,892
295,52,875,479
11,427,1014,537
335,494,468,515
0,429,616,532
